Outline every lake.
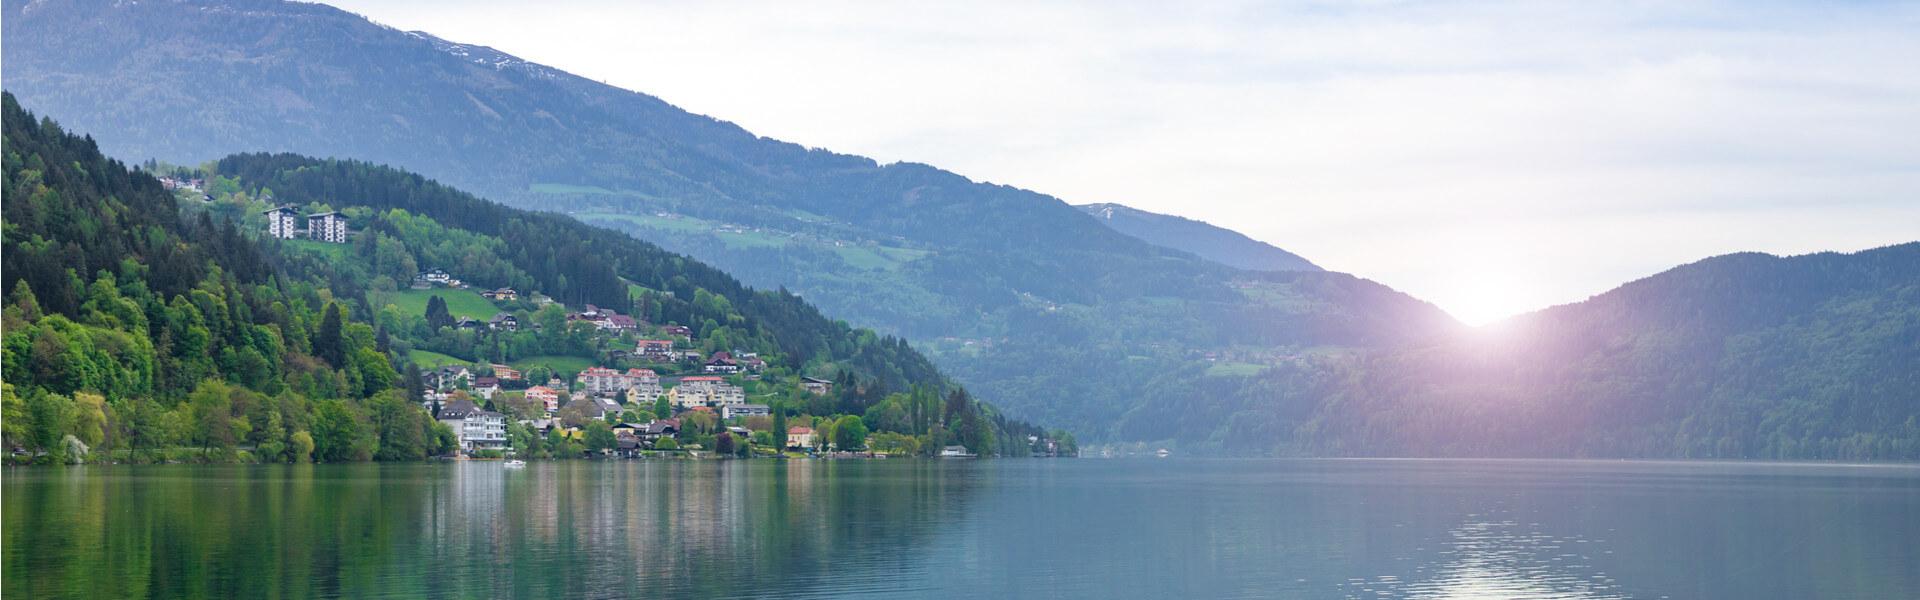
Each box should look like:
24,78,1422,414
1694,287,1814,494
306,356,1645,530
5,459,1917,599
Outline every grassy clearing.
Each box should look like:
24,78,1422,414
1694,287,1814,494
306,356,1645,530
409,349,472,368
576,212,712,234
283,239,348,259
376,288,500,321
716,230,786,249
833,244,930,270
833,246,893,270
510,355,596,377
1205,362,1269,377
531,182,622,196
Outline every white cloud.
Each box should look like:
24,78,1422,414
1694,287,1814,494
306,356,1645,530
328,0,1920,324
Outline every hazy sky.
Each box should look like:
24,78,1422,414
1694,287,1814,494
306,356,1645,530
328,0,1920,324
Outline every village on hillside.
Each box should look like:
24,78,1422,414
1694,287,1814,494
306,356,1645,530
235,202,1041,459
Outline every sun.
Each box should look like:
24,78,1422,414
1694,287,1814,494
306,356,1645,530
1439,275,1537,327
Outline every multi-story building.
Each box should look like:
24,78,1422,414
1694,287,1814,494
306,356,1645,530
578,367,663,402
525,386,561,413
577,367,627,395
635,340,676,361
307,211,349,243
437,399,506,452
625,383,664,405
264,205,301,239
669,376,745,408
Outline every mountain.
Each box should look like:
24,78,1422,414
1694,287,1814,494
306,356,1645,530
1,0,1461,443
2,93,1062,461
1118,243,1920,459
5,2,1913,460
1076,203,1321,272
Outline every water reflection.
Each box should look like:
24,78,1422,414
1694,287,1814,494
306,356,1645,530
6,459,1918,599
4,461,991,599
1396,516,1624,599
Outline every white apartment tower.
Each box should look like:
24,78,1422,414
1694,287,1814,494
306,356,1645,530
307,211,349,243
264,205,300,240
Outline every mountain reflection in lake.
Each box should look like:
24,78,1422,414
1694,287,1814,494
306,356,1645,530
6,459,1918,599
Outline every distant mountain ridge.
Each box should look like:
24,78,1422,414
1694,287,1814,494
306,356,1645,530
1077,203,1321,272
1117,242,1920,459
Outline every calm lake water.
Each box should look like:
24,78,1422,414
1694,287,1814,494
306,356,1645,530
5,459,1918,599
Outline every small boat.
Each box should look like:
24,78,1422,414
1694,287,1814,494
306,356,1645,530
503,459,526,468
1155,448,1171,458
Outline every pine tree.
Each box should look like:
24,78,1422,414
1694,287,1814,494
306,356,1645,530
315,303,345,367
772,406,789,451
424,295,453,330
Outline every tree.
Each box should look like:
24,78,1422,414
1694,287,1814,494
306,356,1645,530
70,392,109,455
864,396,908,433
289,430,315,463
310,399,372,462
432,419,460,457
772,407,788,451
653,395,672,420
584,420,617,455
371,390,429,461
314,303,346,367
868,432,920,456
424,294,453,330
524,366,553,386
189,379,237,457
25,390,74,462
680,411,716,435
0,384,27,451
507,421,541,457
533,303,567,339
545,427,577,458
833,415,869,451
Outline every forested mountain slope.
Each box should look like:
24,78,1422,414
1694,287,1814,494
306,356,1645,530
3,92,433,462
2,94,1058,461
1077,203,1321,272
2,0,1461,441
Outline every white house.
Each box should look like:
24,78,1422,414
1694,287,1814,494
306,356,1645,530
786,426,815,450
437,399,507,452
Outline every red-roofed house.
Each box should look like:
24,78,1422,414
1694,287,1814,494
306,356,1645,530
490,364,523,381
786,427,815,449
525,386,561,413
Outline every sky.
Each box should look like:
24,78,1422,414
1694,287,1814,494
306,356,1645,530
326,0,1920,325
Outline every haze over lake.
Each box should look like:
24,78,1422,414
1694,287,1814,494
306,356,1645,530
7,459,1917,599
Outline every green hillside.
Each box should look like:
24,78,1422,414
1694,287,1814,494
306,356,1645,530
376,289,500,321
2,94,1068,461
